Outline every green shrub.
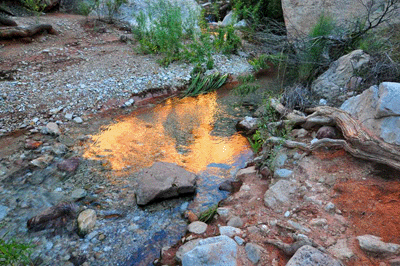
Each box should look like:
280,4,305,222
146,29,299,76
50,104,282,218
213,25,242,55
232,0,283,24
132,0,242,66
198,204,218,223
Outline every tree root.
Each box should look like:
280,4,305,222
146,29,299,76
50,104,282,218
268,99,400,171
0,24,57,40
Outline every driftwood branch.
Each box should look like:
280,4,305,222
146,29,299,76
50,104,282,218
268,98,400,171
0,24,57,40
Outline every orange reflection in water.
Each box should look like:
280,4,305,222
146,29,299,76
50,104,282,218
84,92,249,174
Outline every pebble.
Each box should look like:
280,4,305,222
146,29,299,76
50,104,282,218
187,221,208,234
227,216,243,228
73,117,83,123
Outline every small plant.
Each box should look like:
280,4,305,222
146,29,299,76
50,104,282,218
184,72,229,97
233,84,260,96
198,204,218,223
22,0,47,23
213,25,242,55
105,0,128,22
0,235,35,265
247,130,264,153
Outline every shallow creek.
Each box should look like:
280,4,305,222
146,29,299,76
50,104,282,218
82,88,254,265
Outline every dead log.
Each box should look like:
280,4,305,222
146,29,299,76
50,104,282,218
306,106,400,170
268,100,400,171
0,17,17,26
0,24,57,40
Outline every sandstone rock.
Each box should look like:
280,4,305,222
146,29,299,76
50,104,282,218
286,245,342,266
292,128,308,138
316,126,339,139
281,0,394,38
357,235,400,256
185,210,198,222
235,166,257,180
236,116,259,134
135,162,197,205
260,166,272,178
57,157,80,172
219,226,242,237
341,82,400,145
245,243,264,264
25,140,43,150
30,155,54,168
188,221,207,234
311,50,370,106
264,180,297,209
327,238,354,260
181,235,238,266
78,209,97,236
219,179,242,193
227,216,243,228
310,218,327,227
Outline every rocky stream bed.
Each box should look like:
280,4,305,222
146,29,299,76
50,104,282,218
2,11,400,266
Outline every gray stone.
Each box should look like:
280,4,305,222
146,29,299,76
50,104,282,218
219,226,242,237
327,238,354,260
73,117,83,124
288,220,311,233
286,245,342,266
274,153,288,168
135,162,197,205
227,216,243,228
310,218,327,227
188,221,208,234
245,243,263,264
311,50,370,106
274,169,293,179
264,180,297,209
217,207,231,218
0,205,9,221
181,235,238,266
221,11,237,26
176,238,202,263
324,202,336,213
357,235,400,256
65,113,73,120
316,126,339,139
234,236,245,246
30,155,54,168
78,209,97,236
43,122,61,135
341,82,400,145
70,188,87,201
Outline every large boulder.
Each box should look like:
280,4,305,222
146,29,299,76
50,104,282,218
286,245,342,266
311,50,370,106
135,162,197,205
341,82,400,145
90,0,201,28
181,235,238,266
281,0,397,38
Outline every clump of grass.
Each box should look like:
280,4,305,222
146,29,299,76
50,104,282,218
184,72,229,97
0,235,35,265
198,204,218,223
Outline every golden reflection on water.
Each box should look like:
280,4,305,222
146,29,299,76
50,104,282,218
84,92,249,174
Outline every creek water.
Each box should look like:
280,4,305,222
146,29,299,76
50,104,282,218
83,87,255,265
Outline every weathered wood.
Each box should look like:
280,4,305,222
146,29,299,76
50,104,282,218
27,202,77,231
269,101,400,171
307,106,400,170
0,24,57,40
0,17,17,26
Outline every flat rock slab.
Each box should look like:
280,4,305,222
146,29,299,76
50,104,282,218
181,235,238,266
135,162,197,205
286,245,342,266
357,235,400,256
